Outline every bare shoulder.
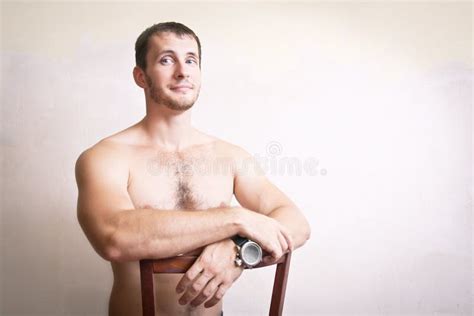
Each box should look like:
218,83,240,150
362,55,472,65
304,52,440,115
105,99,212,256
212,137,253,160
207,137,262,178
76,123,139,169
75,137,131,187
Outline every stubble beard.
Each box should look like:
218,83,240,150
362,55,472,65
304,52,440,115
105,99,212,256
145,74,199,112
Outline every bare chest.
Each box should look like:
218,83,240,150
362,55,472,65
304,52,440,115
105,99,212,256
127,148,234,210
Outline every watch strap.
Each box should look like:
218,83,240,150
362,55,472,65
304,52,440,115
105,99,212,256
231,235,248,247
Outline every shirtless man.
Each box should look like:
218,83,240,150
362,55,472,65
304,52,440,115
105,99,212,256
75,22,311,316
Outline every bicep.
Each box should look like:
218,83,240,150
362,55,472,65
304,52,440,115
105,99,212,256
75,147,134,259
233,149,293,215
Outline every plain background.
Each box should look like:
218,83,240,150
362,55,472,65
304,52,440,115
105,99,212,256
1,1,472,315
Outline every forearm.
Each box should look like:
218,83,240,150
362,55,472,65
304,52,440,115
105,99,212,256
108,207,241,262
267,205,311,249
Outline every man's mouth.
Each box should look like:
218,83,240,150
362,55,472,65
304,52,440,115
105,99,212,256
170,85,193,92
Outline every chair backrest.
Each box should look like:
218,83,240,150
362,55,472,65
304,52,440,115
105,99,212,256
140,251,292,316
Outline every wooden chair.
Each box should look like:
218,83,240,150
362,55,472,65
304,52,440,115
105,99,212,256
140,251,292,316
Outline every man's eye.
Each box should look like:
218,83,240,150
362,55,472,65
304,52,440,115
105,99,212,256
186,59,197,64
160,58,173,64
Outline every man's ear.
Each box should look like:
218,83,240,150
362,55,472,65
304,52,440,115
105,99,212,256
133,66,147,89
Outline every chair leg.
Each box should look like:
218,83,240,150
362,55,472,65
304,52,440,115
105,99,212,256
140,260,156,316
269,252,292,316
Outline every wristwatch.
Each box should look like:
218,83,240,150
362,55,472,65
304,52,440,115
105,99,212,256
231,235,263,268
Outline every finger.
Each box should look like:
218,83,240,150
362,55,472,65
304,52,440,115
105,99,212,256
176,262,203,294
270,237,283,260
260,239,278,259
263,255,275,264
279,225,294,252
190,277,221,307
204,283,230,308
278,231,289,254
179,271,214,305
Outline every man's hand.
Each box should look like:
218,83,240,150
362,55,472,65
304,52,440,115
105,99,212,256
238,208,294,263
175,239,243,308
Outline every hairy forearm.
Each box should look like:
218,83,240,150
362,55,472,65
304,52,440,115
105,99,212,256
108,207,241,262
267,206,311,249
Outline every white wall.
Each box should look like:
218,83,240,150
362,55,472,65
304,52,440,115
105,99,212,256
1,2,472,315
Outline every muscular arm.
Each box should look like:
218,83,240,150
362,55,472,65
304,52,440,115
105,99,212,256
75,143,242,262
107,208,240,261
233,147,311,251
175,144,311,308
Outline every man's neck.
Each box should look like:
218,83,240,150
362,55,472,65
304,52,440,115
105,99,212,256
140,108,196,151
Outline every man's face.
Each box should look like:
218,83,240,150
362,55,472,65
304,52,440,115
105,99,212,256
143,32,201,111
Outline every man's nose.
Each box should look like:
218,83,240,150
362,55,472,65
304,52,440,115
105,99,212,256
174,60,190,79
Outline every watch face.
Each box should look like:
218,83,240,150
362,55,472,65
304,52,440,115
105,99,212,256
241,242,262,266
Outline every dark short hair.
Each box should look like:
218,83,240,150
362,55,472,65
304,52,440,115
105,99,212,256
135,22,201,70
